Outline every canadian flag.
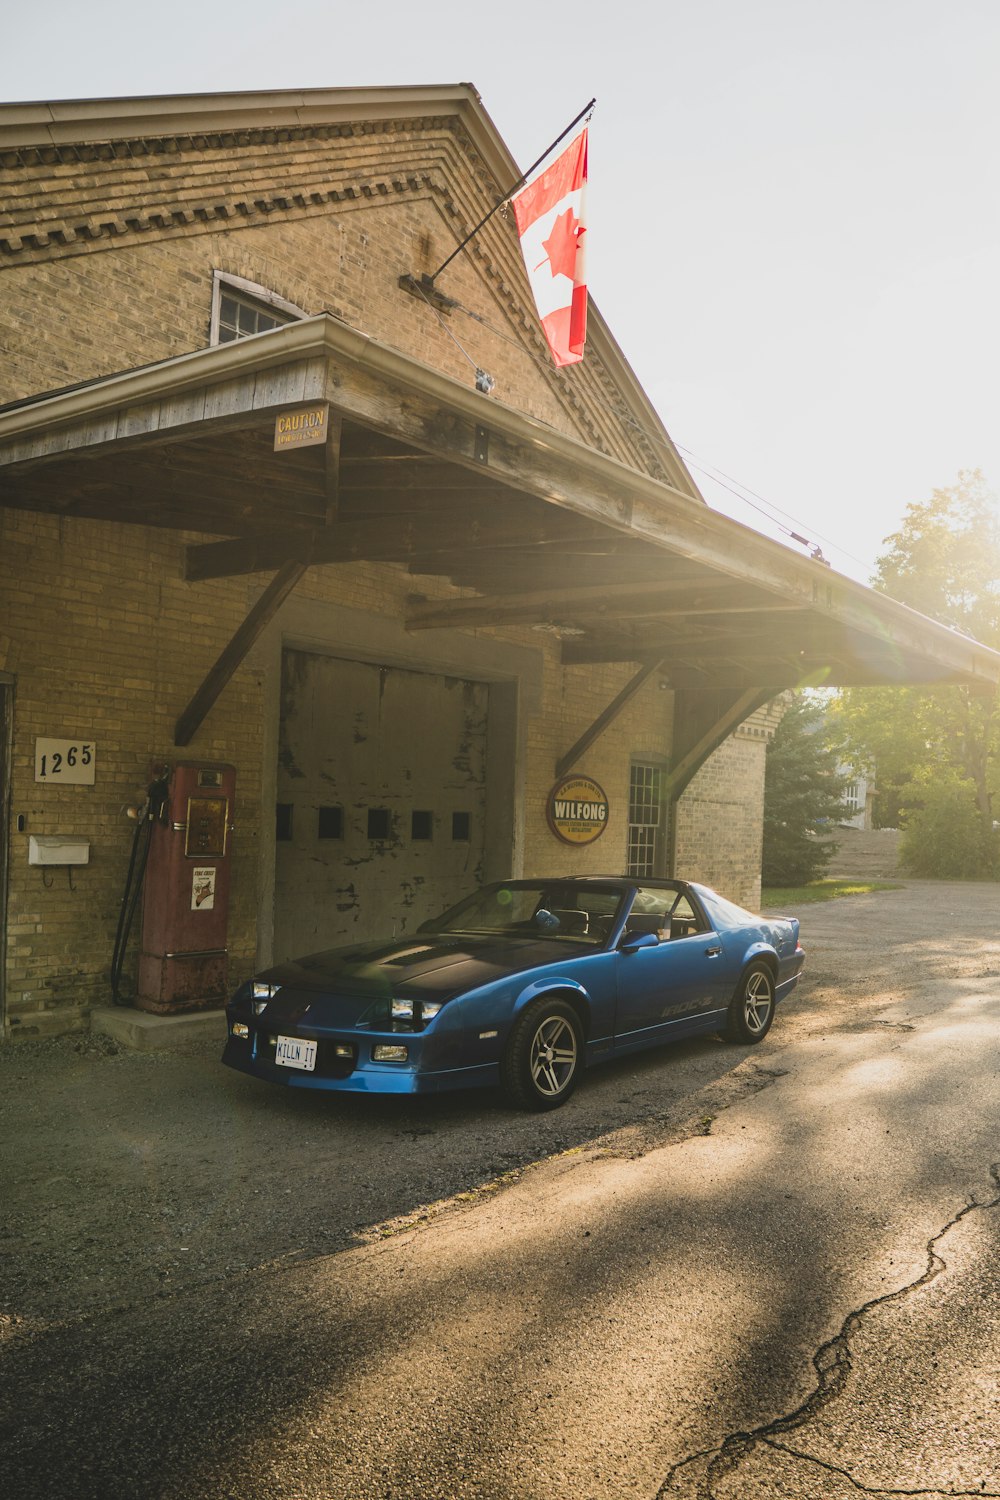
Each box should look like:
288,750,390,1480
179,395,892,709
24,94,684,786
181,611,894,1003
511,128,588,367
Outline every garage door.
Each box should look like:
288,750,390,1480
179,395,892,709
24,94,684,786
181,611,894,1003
274,650,489,960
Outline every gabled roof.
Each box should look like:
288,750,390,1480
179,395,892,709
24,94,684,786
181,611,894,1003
0,82,697,501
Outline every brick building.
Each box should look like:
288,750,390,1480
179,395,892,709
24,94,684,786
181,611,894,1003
1,84,995,1039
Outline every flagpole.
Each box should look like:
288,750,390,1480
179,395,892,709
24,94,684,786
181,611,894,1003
423,98,596,287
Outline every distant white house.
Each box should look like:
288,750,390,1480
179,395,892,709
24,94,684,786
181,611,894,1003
839,765,875,829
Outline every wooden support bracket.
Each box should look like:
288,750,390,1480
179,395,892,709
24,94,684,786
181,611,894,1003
555,659,669,778
664,686,779,804
173,561,308,746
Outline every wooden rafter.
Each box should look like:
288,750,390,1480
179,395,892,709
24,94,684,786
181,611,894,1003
185,513,615,581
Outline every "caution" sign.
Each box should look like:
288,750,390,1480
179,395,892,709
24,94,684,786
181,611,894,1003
274,403,329,451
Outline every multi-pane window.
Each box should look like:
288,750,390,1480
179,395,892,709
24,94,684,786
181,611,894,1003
627,762,663,878
209,272,306,346
217,288,293,342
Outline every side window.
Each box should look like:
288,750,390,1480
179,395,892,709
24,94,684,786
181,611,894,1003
626,888,706,941
209,272,307,346
624,886,673,940
668,893,705,939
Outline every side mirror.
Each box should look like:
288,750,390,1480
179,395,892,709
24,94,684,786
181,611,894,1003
620,930,660,952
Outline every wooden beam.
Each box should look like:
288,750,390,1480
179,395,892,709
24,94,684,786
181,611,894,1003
665,687,779,805
555,660,670,778
405,580,791,632
185,513,615,581
323,412,342,527
422,554,700,596
173,562,308,746
338,457,517,495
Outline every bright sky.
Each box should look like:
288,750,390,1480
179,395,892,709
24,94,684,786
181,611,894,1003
5,0,1000,583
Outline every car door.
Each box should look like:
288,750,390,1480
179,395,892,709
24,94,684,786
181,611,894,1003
613,888,729,1051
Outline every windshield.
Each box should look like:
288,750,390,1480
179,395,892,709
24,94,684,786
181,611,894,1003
423,882,628,947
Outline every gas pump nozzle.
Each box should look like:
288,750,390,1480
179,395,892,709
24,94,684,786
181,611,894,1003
125,767,170,824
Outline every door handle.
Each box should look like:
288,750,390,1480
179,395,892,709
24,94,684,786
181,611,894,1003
705,945,721,957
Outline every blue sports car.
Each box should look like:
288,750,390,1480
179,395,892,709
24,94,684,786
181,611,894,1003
222,877,803,1110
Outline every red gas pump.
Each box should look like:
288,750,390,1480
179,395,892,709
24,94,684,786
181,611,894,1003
135,761,236,1014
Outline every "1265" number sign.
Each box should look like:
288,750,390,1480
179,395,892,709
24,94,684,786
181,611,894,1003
34,738,96,785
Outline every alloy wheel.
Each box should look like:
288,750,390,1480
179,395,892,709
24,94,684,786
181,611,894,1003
743,969,774,1035
529,1014,578,1098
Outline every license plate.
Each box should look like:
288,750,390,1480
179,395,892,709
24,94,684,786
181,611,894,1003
274,1035,317,1071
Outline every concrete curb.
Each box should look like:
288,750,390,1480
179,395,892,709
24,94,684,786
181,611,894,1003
90,1005,227,1051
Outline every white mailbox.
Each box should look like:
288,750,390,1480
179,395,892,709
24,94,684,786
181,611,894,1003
28,835,90,866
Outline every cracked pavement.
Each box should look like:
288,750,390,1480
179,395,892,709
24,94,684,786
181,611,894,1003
2,878,1000,1498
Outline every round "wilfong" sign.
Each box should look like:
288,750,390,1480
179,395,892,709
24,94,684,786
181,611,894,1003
546,774,610,846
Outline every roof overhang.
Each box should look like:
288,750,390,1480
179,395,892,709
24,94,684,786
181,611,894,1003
1,313,997,694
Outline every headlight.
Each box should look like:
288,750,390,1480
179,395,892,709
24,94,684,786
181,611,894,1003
389,997,442,1029
251,981,281,1015
252,981,281,1001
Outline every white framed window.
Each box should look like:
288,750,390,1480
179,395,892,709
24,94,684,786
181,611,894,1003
627,761,665,879
209,271,307,345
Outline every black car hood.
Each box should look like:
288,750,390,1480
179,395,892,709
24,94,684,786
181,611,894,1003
260,932,590,1005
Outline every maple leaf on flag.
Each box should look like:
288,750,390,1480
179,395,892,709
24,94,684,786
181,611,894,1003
537,207,582,280
511,125,588,366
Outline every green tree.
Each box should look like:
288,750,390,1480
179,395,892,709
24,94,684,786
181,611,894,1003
762,695,849,886
836,471,1000,877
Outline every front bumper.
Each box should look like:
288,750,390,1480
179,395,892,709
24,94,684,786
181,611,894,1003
220,1025,498,1095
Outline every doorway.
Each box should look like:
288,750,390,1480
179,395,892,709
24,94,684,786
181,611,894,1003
273,650,489,961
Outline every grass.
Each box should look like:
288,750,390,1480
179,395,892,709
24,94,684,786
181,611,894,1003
761,878,904,907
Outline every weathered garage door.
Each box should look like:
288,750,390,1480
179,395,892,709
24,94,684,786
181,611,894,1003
274,650,489,960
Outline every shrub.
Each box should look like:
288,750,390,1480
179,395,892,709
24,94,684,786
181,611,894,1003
899,770,997,878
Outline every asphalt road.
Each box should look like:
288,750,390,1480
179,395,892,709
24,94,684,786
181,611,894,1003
2,879,999,1499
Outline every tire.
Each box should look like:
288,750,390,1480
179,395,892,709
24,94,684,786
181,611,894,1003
501,998,583,1111
724,961,775,1044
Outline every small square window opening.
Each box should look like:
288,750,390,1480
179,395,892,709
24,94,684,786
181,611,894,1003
452,812,471,842
411,810,433,841
318,806,343,840
276,804,294,842
368,808,391,841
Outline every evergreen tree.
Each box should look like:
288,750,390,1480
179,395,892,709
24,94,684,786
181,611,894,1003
762,695,849,886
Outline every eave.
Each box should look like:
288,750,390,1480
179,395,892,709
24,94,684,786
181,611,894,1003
0,313,997,696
